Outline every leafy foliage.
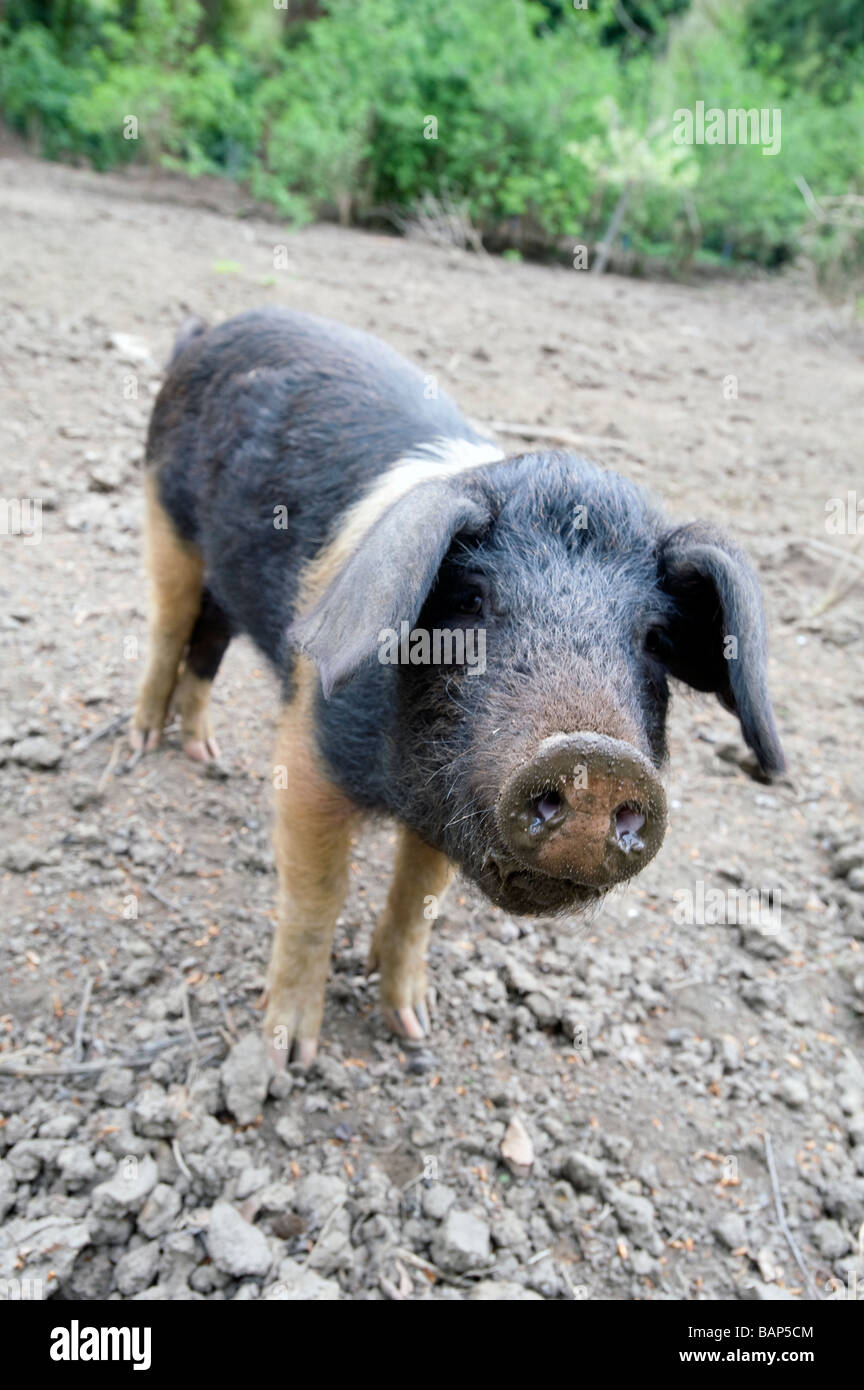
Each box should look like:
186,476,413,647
1,0,861,274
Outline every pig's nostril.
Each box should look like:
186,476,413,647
535,791,562,821
529,789,564,833
615,803,646,853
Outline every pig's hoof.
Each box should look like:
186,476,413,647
382,1002,430,1042
129,723,161,754
175,669,221,764
124,722,160,771
183,734,221,764
263,994,322,1069
266,1032,318,1070
367,935,432,1042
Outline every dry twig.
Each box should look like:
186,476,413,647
764,1131,821,1301
0,1029,223,1078
483,420,630,451
71,712,130,755
72,975,94,1063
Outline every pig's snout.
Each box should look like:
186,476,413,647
495,732,667,889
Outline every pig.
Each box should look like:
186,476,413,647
130,307,785,1064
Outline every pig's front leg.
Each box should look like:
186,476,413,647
368,826,454,1041
264,702,359,1067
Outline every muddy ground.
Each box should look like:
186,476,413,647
1,151,863,1303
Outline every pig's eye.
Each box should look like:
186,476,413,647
644,627,672,660
453,589,484,617
431,571,488,621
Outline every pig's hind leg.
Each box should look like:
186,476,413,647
368,826,453,1041
173,589,232,762
131,476,204,756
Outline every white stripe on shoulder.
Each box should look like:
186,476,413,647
382,436,505,494
297,436,505,614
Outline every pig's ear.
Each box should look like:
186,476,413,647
288,480,489,698
656,524,786,778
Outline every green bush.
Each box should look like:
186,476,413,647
0,0,862,275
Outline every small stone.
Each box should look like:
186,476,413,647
432,1209,492,1273
491,1208,529,1252
3,842,50,872
65,1246,115,1301
421,1184,457,1221
666,1027,691,1046
221,1034,271,1125
137,1183,182,1239
562,1151,607,1195
38,1113,80,1140
611,1189,661,1254
9,736,62,770
114,1241,161,1296
236,1165,271,1200
631,1249,658,1276
714,1213,748,1251
525,991,558,1026
405,1050,436,1075
87,456,126,493
121,955,160,991
255,1182,297,1217
822,1180,864,1225
131,1087,179,1138
0,1216,90,1286
293,1174,347,1230
720,1035,742,1072
108,331,153,365
310,1054,350,1096
274,1115,304,1149
306,1208,352,1276
206,1202,273,1279
778,1075,809,1109
812,1219,850,1260
96,1068,136,1107
6,1140,60,1182
57,1145,97,1191
91,1155,158,1217
756,1247,779,1282
500,1115,534,1178
504,960,542,996
89,1215,134,1246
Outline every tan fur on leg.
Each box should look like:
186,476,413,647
131,475,204,752
174,665,220,762
368,826,453,1040
265,657,361,1066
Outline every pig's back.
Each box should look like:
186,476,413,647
145,307,492,668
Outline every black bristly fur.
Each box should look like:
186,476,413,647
149,307,488,671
